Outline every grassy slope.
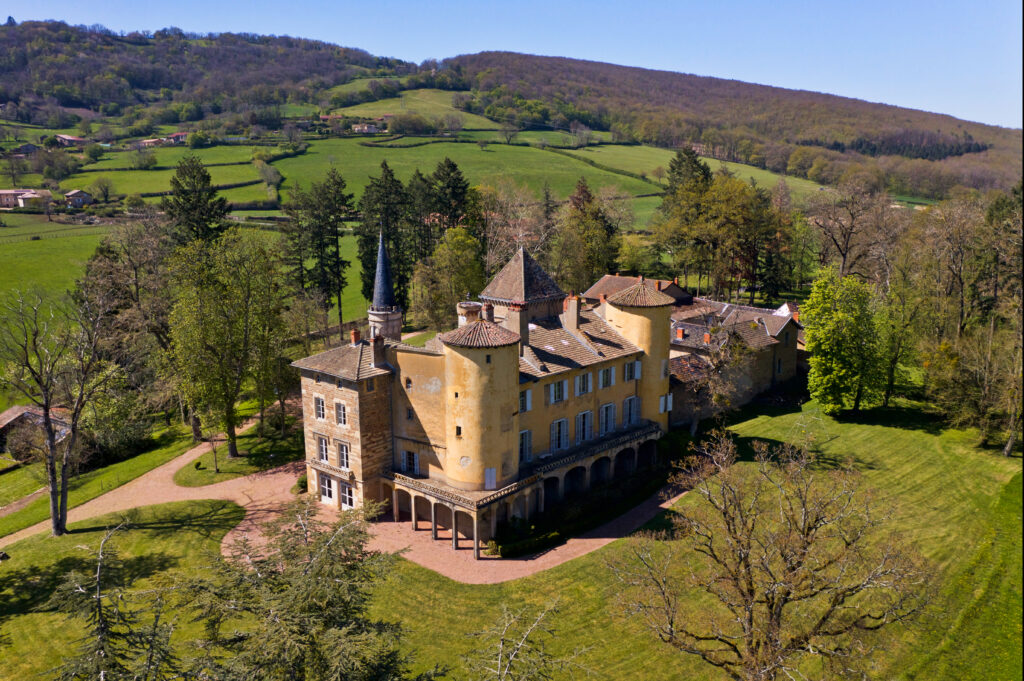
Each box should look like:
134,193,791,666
84,145,255,169
369,400,1022,680
333,89,500,129
273,138,653,201
0,463,45,508
0,500,246,679
60,163,261,196
0,232,108,298
173,424,303,487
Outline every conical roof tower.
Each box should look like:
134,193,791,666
368,231,402,340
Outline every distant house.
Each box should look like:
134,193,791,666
0,189,52,209
139,138,163,148
55,134,87,147
351,123,380,134
12,142,39,155
64,189,93,208
165,132,188,145
0,405,70,457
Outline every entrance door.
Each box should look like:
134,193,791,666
319,474,334,504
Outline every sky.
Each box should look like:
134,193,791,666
17,0,1024,128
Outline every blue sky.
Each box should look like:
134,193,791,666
17,0,1023,128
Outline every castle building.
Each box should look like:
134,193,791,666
293,247,674,559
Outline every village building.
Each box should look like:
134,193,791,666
165,132,189,145
0,188,52,209
351,123,380,134
55,134,86,147
293,240,674,558
63,189,93,208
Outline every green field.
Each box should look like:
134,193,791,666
334,89,501,129
0,463,45,509
273,138,654,201
172,423,303,487
0,500,247,680
83,144,255,170
61,162,261,196
0,231,109,297
324,75,408,97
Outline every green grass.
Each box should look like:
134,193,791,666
61,163,260,196
274,138,653,201
402,330,437,347
0,500,246,680
0,463,45,508
0,232,109,298
367,399,1022,680
172,422,303,487
83,144,254,170
333,89,500,129
324,75,408,97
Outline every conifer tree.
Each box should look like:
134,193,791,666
160,155,228,244
357,161,411,308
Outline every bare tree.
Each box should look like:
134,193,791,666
0,292,113,535
807,180,891,279
607,432,929,681
443,113,464,136
500,120,520,145
462,601,587,681
479,181,554,275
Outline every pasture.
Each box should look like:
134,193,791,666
60,162,262,196
333,89,501,129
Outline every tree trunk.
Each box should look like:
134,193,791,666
257,399,266,439
58,457,71,534
225,418,239,458
1005,404,1020,457
853,381,864,412
46,440,63,536
190,411,202,443
337,289,345,345
278,396,288,438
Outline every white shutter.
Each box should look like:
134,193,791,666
414,453,420,475
575,414,582,444
561,420,569,450
562,379,569,400
526,389,532,411
635,360,642,379
550,421,558,452
588,372,594,393
547,383,553,404
659,395,666,413
611,404,616,431
574,375,581,396
668,393,674,411
610,366,616,386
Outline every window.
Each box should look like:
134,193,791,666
339,482,354,508
519,430,532,462
317,436,329,462
550,379,567,404
486,354,491,364
659,393,674,414
405,377,412,388
550,418,569,451
598,367,616,389
784,330,790,345
599,403,616,436
661,359,669,379
575,372,592,396
335,402,346,425
406,407,414,420
402,451,419,475
777,358,783,374
519,389,533,413
456,425,462,437
575,411,593,444
319,474,333,499
337,441,350,469
623,397,640,426
314,397,325,420
624,360,640,381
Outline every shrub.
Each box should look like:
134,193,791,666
292,473,308,494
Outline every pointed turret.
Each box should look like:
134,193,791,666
368,231,402,340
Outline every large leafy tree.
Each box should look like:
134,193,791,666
357,161,411,308
411,226,486,330
169,228,286,457
283,167,353,343
177,497,440,680
545,178,618,294
803,267,884,414
160,155,228,244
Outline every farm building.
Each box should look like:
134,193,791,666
64,189,93,208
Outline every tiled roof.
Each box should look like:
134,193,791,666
669,355,710,384
292,341,392,381
724,319,779,349
671,322,727,351
607,280,675,308
479,248,564,304
584,274,691,304
519,309,641,379
370,231,398,311
438,321,520,348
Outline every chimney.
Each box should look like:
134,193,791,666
703,332,711,344
676,327,684,340
673,277,679,285
457,301,482,327
350,328,361,346
482,303,494,322
562,294,580,332
503,302,529,354
371,333,385,367
656,280,662,291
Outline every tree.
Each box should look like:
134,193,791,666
432,156,470,232
83,143,104,163
169,229,286,457
357,161,410,307
131,149,157,170
545,178,618,293
0,292,113,536
48,524,180,681
283,167,353,343
500,120,520,144
807,179,890,279
664,148,712,197
160,155,228,244
477,180,551,275
803,267,884,414
411,226,486,330
462,602,586,681
176,497,439,680
608,432,929,681
4,154,27,185
89,176,113,203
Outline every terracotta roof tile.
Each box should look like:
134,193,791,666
518,309,641,379
438,321,520,348
669,355,710,384
479,248,564,304
607,280,675,308
584,274,691,304
292,341,392,381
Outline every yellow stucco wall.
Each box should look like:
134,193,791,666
388,348,448,479
442,342,519,490
601,302,672,431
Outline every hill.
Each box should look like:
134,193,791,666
443,52,1022,197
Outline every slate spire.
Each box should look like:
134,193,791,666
371,230,397,311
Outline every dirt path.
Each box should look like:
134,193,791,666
0,413,301,550
0,487,46,519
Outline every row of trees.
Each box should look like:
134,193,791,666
801,180,1022,453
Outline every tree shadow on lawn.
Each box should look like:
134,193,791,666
67,500,243,542
836,404,946,436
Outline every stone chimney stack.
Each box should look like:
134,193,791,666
457,301,482,327
703,332,711,344
561,294,580,332
371,333,385,367
351,328,361,346
503,302,529,355
482,303,494,322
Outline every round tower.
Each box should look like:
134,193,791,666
438,319,520,491
368,231,403,340
602,278,674,431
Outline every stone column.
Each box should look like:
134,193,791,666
537,485,545,514
392,487,399,522
430,502,437,540
451,505,458,550
490,507,497,537
523,491,531,521
410,494,418,531
473,513,480,560
582,465,591,491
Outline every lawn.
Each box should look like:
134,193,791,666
82,144,255,170
367,399,1022,680
273,138,654,202
172,422,303,487
0,462,45,509
61,162,261,196
401,330,437,347
0,500,247,679
333,89,500,129
0,231,108,298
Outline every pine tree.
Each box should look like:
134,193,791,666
357,161,411,308
664,148,712,198
160,155,228,244
431,156,470,231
